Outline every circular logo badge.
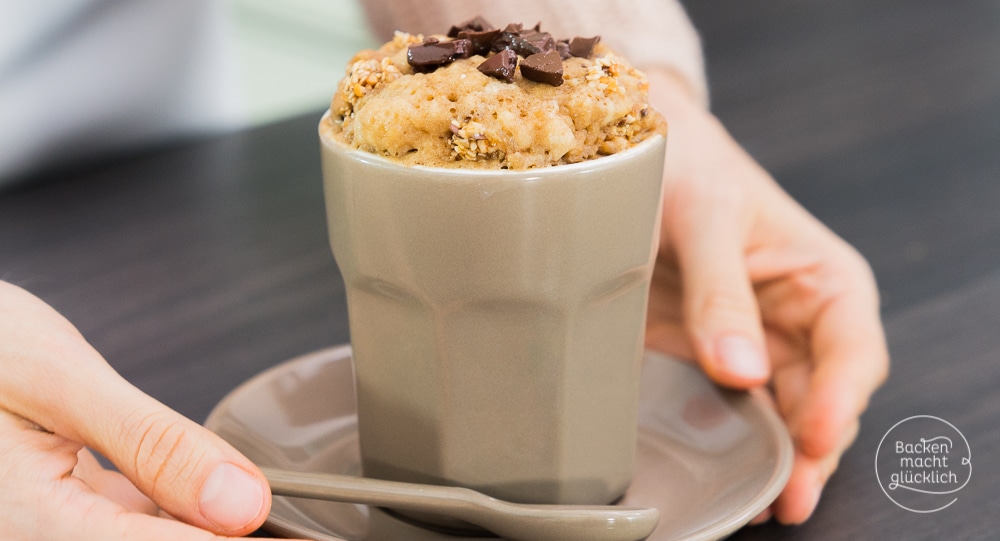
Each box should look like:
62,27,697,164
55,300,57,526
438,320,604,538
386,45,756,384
875,415,972,513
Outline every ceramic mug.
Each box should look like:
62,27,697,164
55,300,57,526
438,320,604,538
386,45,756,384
319,111,666,512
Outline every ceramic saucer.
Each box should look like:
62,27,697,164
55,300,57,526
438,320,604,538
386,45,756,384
205,345,792,541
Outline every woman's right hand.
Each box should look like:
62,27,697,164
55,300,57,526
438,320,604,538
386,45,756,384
0,280,300,540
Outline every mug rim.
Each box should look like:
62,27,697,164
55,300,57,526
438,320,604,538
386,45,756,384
319,110,666,179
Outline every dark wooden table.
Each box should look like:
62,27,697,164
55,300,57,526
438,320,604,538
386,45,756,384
2,0,998,539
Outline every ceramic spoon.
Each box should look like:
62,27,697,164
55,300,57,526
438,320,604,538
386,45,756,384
261,467,659,541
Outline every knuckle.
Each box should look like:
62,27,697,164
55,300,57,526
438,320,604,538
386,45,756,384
831,242,879,296
691,289,757,328
123,411,203,499
785,242,879,314
785,269,827,307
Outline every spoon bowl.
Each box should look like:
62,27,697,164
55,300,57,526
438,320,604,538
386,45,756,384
262,467,659,541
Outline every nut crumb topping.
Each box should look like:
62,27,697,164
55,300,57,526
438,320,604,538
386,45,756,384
336,57,402,116
391,31,423,49
450,119,502,161
586,55,623,94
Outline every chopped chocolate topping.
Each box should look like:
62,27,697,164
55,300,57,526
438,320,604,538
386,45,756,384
458,28,502,56
491,24,533,57
496,35,537,57
520,50,564,86
489,22,561,58
408,38,473,70
447,15,496,38
522,28,556,54
569,36,601,58
556,39,572,60
477,48,518,83
490,23,556,58
405,19,575,85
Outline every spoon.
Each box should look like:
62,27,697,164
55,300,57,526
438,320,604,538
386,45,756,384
261,467,659,541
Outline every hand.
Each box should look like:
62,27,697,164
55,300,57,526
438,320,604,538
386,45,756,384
0,281,297,540
642,70,889,524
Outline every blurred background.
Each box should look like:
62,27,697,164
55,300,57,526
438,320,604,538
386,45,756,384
220,0,374,126
0,0,375,185
689,0,1000,315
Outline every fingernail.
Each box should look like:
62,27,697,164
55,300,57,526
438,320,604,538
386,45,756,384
716,335,768,381
199,463,265,531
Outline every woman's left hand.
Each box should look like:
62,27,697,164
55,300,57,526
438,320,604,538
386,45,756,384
643,69,890,525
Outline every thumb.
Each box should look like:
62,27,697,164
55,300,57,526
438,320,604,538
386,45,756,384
84,384,271,536
667,183,769,388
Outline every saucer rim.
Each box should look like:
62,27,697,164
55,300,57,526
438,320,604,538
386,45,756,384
205,345,793,541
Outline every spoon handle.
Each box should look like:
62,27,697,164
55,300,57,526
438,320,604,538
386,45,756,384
261,467,471,513
261,467,660,541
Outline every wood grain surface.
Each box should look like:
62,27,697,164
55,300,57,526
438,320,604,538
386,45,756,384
1,0,997,539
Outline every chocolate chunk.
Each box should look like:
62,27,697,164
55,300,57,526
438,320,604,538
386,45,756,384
492,28,548,58
458,28,502,56
510,36,544,57
492,23,524,54
569,36,601,58
556,39,572,60
447,15,495,38
520,50,563,86
521,28,556,54
477,48,518,83
408,38,474,70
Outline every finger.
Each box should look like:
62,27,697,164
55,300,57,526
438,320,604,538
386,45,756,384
87,385,269,535
772,450,823,525
769,353,810,423
74,448,158,515
761,323,814,422
773,420,859,525
794,273,888,457
645,258,697,359
749,508,772,525
645,321,697,362
0,408,84,483
666,178,769,387
0,283,270,536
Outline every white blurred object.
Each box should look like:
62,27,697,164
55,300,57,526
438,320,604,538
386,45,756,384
227,0,376,127
0,0,375,186
0,0,242,184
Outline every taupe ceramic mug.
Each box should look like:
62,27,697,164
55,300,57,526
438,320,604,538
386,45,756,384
319,111,666,509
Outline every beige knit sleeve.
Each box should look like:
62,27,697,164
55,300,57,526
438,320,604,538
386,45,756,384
359,0,708,106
